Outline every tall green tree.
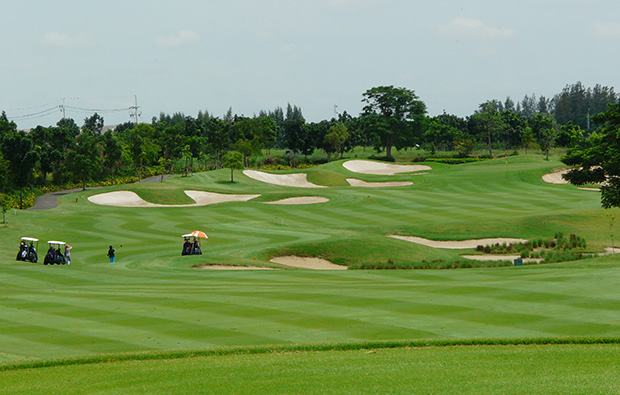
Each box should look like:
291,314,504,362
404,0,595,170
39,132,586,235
282,118,312,155
423,119,462,151
49,118,79,183
102,130,123,182
123,124,160,181
29,126,54,186
205,119,230,169
233,137,261,167
521,127,538,154
0,151,9,193
529,113,559,160
1,130,38,208
361,86,427,157
323,123,349,161
66,130,102,190
222,151,244,182
555,121,583,148
83,112,105,136
562,103,620,208
470,100,507,156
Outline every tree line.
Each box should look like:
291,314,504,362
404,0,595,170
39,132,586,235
1,81,618,208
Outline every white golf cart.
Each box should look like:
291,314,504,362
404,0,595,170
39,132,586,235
17,237,38,263
181,231,207,256
43,240,68,265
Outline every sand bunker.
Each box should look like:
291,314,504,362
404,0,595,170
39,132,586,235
343,160,431,175
243,170,325,188
603,247,620,255
270,256,347,270
264,196,329,205
194,264,275,270
346,178,413,187
88,190,260,207
542,169,602,191
388,235,528,249
184,191,260,205
542,169,569,184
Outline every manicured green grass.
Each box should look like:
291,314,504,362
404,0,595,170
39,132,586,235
1,153,620,392
2,343,620,394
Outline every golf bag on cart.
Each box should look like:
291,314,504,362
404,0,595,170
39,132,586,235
27,244,38,263
16,243,27,261
44,247,55,264
53,248,67,265
182,240,192,256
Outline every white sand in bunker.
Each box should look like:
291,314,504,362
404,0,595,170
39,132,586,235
270,256,347,270
194,264,276,270
346,178,413,187
264,196,329,205
388,235,528,249
603,247,620,255
243,170,325,188
88,190,260,207
343,160,431,175
542,169,601,191
184,191,260,205
542,169,570,184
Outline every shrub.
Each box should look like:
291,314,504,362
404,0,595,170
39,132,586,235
368,155,395,162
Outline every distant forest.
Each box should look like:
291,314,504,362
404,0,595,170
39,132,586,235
0,81,618,208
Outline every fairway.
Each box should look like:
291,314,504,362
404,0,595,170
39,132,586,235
2,155,620,391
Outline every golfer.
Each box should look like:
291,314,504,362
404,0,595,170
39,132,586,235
107,245,116,263
65,244,72,265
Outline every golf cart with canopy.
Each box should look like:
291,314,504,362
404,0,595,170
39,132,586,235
17,237,38,263
181,230,207,255
44,241,67,265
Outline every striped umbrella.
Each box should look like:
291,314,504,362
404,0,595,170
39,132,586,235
190,230,208,239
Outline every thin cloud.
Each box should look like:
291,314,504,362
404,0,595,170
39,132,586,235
254,31,275,43
328,0,378,11
594,21,620,39
439,18,517,40
41,32,92,48
157,30,200,47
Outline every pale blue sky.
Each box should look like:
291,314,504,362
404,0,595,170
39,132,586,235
2,0,619,128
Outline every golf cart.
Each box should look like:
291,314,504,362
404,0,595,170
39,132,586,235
181,230,207,256
17,237,38,263
43,241,67,265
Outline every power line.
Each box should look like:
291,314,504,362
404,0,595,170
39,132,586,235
63,105,132,113
5,97,137,124
7,106,61,120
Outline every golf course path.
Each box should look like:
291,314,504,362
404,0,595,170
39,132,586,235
30,187,100,211
30,175,173,211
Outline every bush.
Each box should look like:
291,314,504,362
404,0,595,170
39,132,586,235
426,157,486,164
368,155,395,162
